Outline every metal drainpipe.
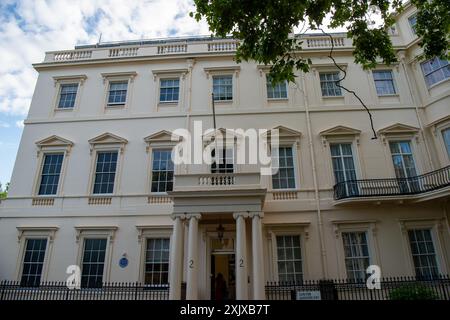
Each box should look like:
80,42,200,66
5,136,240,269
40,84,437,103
399,53,434,170
300,72,328,279
185,58,195,174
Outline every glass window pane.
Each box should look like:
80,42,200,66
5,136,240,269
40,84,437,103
38,153,64,195
21,238,48,287
272,147,296,189
145,238,170,285
93,151,118,194
151,150,174,192
408,229,439,278
276,235,302,282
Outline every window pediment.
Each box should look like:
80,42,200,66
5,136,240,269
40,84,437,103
203,127,242,142
378,123,419,135
204,66,240,78
52,75,87,87
89,132,128,145
320,125,361,137
377,123,420,144
151,68,188,81
101,71,137,84
261,126,302,145
144,130,180,151
36,135,74,148
36,135,73,156
320,126,361,147
89,132,128,153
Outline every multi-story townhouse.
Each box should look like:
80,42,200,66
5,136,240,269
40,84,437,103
0,3,449,300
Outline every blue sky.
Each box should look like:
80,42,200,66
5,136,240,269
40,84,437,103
0,0,211,186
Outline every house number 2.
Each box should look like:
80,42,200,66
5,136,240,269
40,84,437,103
189,260,194,268
239,259,244,267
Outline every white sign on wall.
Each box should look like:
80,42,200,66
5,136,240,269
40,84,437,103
296,290,322,300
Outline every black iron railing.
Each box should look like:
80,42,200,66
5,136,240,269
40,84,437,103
266,275,450,300
0,281,169,300
333,165,450,200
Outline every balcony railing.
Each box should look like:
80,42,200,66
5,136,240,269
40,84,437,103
334,165,450,201
174,172,261,192
42,33,351,63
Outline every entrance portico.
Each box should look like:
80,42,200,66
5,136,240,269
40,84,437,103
168,187,266,300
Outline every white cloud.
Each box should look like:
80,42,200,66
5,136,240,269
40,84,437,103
0,0,210,117
15,120,24,128
0,121,11,128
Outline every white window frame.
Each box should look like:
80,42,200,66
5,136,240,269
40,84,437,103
420,57,450,89
52,75,86,113
87,133,127,196
388,140,419,178
372,69,398,96
204,66,241,108
379,131,423,179
36,152,65,196
265,75,288,100
151,69,187,111
399,219,448,276
271,144,298,190
101,72,137,110
150,148,175,194
75,226,117,286
441,126,450,162
407,228,440,278
159,78,181,103
341,231,371,281
136,226,173,284
407,13,417,36
321,135,362,188
274,234,304,282
266,224,310,282
144,130,180,195
90,149,120,195
33,136,73,197
319,71,343,97
15,227,58,284
332,221,380,280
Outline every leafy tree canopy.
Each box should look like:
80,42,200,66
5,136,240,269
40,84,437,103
191,0,450,83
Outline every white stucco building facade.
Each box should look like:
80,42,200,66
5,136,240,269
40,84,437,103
0,4,449,300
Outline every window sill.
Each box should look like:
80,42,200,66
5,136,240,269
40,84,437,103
54,107,74,112
158,101,178,106
214,100,233,104
378,94,399,98
267,98,288,102
106,104,125,108
322,95,344,99
428,77,450,91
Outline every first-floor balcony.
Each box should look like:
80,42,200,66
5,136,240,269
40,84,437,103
333,165,450,203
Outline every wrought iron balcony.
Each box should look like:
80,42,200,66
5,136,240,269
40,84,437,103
333,165,450,201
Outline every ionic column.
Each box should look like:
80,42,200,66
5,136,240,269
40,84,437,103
169,214,184,300
186,213,201,300
251,212,265,300
233,212,249,300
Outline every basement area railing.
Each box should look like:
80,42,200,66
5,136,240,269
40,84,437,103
266,275,450,300
333,165,450,200
0,281,169,300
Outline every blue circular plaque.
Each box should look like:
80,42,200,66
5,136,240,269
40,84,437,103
119,257,128,268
